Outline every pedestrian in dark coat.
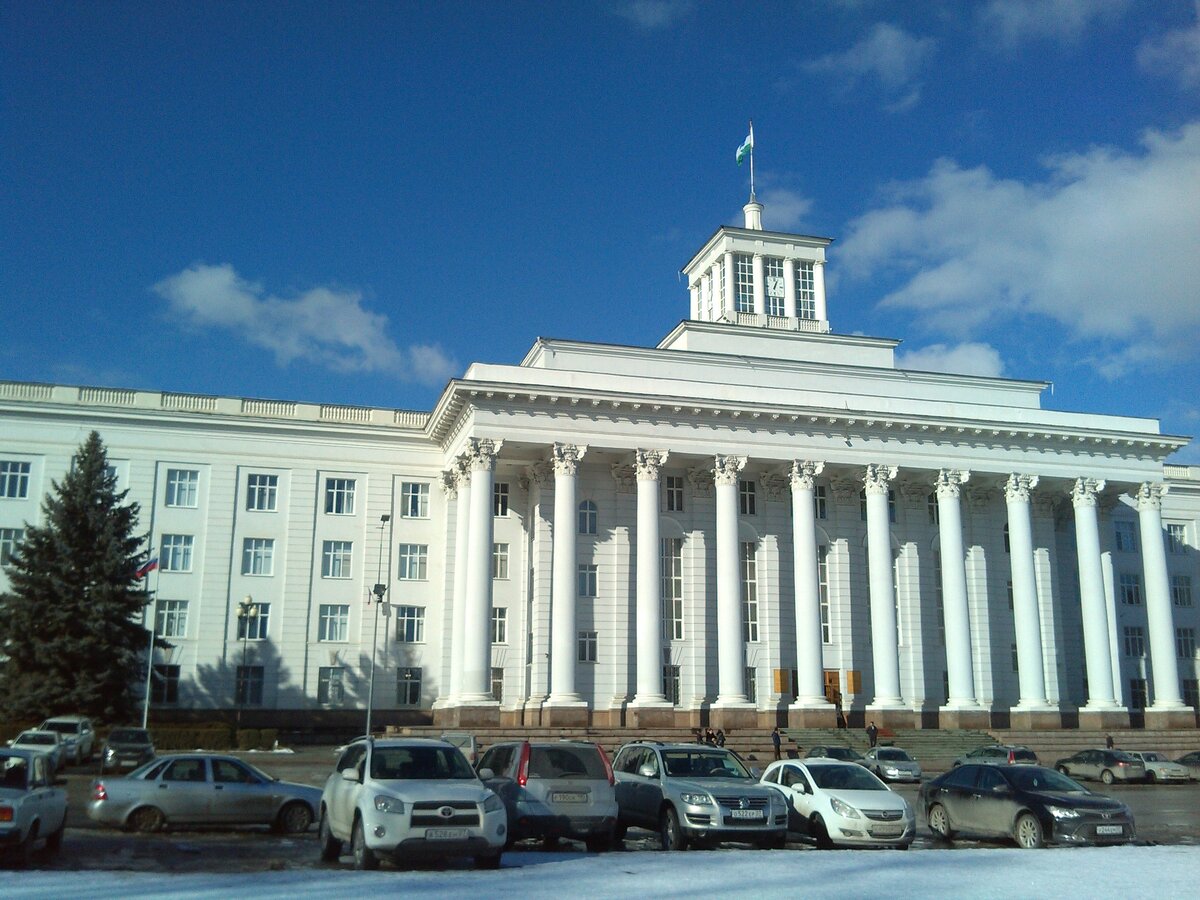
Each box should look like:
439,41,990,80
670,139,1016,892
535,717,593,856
1105,733,1115,750
715,729,726,748
866,721,879,748
704,728,716,745
771,726,782,761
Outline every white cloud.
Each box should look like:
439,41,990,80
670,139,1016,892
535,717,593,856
978,0,1130,47
153,264,456,385
804,23,935,111
612,0,693,30
896,342,1006,378
759,187,814,232
1137,1,1200,89
837,122,1200,378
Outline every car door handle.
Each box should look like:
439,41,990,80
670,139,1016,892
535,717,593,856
215,785,224,790
159,784,168,789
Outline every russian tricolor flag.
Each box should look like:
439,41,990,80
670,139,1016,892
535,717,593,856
136,557,159,579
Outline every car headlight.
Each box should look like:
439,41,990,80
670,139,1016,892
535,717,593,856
680,792,714,806
374,794,406,814
884,767,900,776
483,793,504,814
104,747,116,760
769,793,786,811
830,798,860,819
1046,805,1079,820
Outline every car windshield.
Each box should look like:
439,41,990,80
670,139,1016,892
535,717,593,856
1007,767,1087,794
528,746,606,780
810,765,886,791
371,745,475,780
1137,752,1164,762
877,749,912,762
108,729,151,743
1011,749,1037,762
824,747,863,761
1112,752,1140,763
41,721,79,735
1,754,29,789
18,732,54,745
662,750,751,779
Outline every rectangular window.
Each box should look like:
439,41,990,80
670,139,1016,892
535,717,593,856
165,468,198,507
739,479,757,516
246,474,278,512
662,537,683,640
577,563,598,598
241,538,274,576
400,482,429,518
0,460,31,499
764,257,785,317
663,663,681,705
397,543,428,580
1129,678,1148,711
741,541,759,642
1123,626,1146,657
160,533,194,572
1113,520,1138,552
1183,679,1200,711
1172,574,1193,607
932,549,944,646
813,485,827,520
236,602,270,640
578,630,598,662
493,482,509,517
395,605,425,643
734,253,754,313
317,667,345,703
1011,642,1019,672
745,666,757,704
490,666,504,702
1119,572,1142,605
318,604,349,642
1007,580,1014,611
1177,627,1197,659
818,545,831,644
321,540,353,578
0,527,25,567
491,607,508,644
858,489,896,522
397,667,422,706
151,664,179,704
795,261,815,319
1167,523,1187,554
578,500,597,534
1003,524,1010,553
492,543,509,579
664,475,684,512
154,599,189,638
927,492,939,526
235,666,264,706
324,478,356,515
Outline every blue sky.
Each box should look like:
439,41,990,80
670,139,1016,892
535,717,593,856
2,1,1198,461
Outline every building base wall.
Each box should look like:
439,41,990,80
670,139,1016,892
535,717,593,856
1145,707,1198,730
865,706,919,732
788,706,837,728
938,707,995,730
434,704,501,728
628,705,677,728
1009,709,1064,730
1078,708,1130,731
543,704,591,727
711,707,759,730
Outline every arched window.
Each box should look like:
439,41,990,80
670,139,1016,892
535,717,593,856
577,500,597,535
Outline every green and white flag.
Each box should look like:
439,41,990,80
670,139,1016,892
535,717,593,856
736,125,754,166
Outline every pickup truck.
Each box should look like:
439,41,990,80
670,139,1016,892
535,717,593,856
0,748,68,864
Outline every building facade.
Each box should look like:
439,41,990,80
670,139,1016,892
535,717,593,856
2,200,1198,731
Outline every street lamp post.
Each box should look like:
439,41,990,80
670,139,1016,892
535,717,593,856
236,595,258,727
141,591,155,729
365,514,391,738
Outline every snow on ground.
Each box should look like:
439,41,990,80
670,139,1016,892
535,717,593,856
5,845,1196,899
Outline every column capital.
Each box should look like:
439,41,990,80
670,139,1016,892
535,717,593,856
687,466,715,498
1004,473,1039,503
634,449,669,481
524,459,553,488
712,455,747,486
440,469,459,498
466,437,503,471
1135,481,1168,511
789,460,825,491
862,463,897,495
1070,477,1106,508
551,442,587,476
936,468,971,498
610,463,636,493
899,480,931,503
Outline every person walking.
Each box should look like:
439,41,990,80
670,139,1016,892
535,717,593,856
1105,733,1115,750
866,721,879,748
771,726,782,761
715,729,726,748
704,727,716,745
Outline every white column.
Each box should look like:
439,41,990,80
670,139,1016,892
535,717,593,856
709,262,722,320
1072,477,1118,708
1137,483,1185,708
548,443,586,705
782,259,797,319
936,469,979,708
446,462,471,703
700,274,711,320
714,455,748,704
790,460,828,706
1005,474,1049,708
813,260,828,324
752,254,765,315
633,450,670,706
722,252,735,317
688,282,699,320
864,463,902,706
460,438,501,703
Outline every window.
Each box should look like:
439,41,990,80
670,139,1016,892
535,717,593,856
663,663,681,705
395,606,425,643
246,474,278,511
492,543,509,579
795,261,815,319
397,667,422,706
1167,523,1187,554
165,469,198,507
321,540,353,578
317,667,345,703
1007,580,1014,611
577,563,598,598
397,543,428,580
324,478,356,515
160,534,194,572
1123,626,1146,657
1172,575,1193,607
664,475,684,512
764,257,785,317
0,527,25,567
662,537,683,640
1129,678,1148,711
734,253,754,312
739,479,757,516
1003,523,1010,553
818,545,831,643
1183,679,1200,711
932,550,945,645
236,666,264,706
151,664,179,704
154,599,189,638
813,485,826,520
1011,643,1019,672
745,666,757,704
491,608,508,644
1119,572,1142,605
493,482,509,517
318,604,349,642
400,482,429,518
1114,520,1138,552
741,541,759,642
858,489,896,522
1177,627,1197,659
241,538,274,576
578,630,598,662
0,460,31,499
927,492,939,526
578,500,597,535
490,666,504,701
236,602,269,640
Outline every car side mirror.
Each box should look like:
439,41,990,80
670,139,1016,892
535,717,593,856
638,763,659,779
478,767,495,780
992,784,1011,795
750,767,762,779
341,767,362,783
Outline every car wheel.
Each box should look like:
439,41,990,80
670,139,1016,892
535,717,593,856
811,814,834,850
927,804,954,842
15,823,37,867
585,832,613,853
72,748,81,766
318,809,342,862
474,851,502,869
758,832,787,850
542,835,561,850
277,801,314,834
46,817,65,853
1015,812,1044,849
1146,771,1157,784
129,806,165,833
1101,769,1115,785
660,806,689,851
613,822,627,845
351,816,379,870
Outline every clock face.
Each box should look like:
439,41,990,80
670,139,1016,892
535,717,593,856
766,275,784,297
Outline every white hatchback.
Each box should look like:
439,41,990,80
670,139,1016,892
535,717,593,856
761,758,914,849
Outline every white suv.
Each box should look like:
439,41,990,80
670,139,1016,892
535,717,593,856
319,737,507,870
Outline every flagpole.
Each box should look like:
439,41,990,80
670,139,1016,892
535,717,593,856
748,120,755,198
140,547,158,729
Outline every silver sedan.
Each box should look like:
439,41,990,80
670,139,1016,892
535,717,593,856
88,753,321,833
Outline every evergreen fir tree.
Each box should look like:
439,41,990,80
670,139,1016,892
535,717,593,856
0,431,151,722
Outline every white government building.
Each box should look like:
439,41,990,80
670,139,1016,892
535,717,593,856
2,197,1198,732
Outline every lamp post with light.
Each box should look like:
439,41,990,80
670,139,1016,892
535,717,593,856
365,514,391,738
236,595,258,726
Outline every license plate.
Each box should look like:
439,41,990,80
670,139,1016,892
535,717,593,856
1095,825,1124,836
551,792,588,803
425,828,469,840
872,827,903,838
730,809,763,819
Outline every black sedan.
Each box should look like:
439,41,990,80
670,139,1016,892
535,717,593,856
919,763,1134,849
